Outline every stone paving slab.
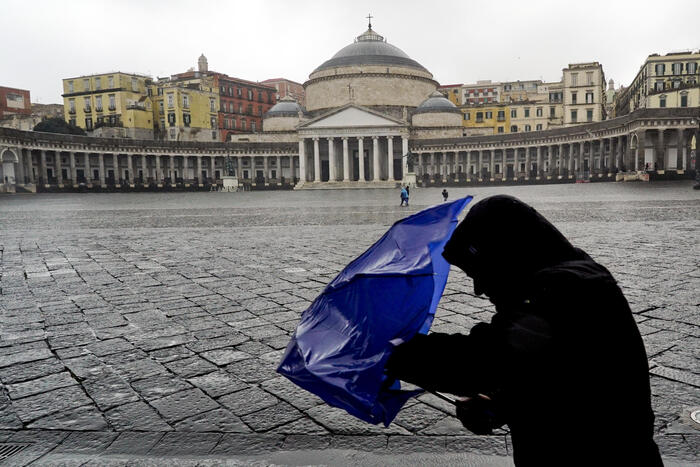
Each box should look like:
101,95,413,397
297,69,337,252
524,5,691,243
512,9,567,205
0,183,698,464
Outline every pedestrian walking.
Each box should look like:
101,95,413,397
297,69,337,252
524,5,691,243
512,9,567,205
400,186,409,206
442,188,449,202
386,195,662,466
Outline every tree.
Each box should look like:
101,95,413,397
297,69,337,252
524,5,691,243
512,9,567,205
33,117,86,136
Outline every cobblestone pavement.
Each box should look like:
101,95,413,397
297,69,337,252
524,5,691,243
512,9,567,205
0,182,698,465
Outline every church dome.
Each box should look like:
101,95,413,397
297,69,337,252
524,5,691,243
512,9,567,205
264,96,302,117
414,91,461,114
313,27,429,74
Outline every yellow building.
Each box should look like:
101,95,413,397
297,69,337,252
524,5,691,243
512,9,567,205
62,73,154,139
615,50,699,116
152,79,220,142
460,104,510,135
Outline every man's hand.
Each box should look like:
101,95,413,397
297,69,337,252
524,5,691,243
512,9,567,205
455,394,505,435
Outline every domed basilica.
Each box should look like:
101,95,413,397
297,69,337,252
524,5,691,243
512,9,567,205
233,21,462,187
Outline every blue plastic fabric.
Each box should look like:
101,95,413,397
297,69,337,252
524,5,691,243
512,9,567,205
277,197,472,426
277,196,472,426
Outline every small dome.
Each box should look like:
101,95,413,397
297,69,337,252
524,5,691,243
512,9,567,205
414,91,461,114
264,96,302,117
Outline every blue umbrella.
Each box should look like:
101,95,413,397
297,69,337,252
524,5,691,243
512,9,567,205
277,196,473,426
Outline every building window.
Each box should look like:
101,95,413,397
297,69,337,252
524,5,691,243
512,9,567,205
476,112,484,123
68,99,75,113
108,94,116,110
655,81,664,91
210,98,215,112
511,109,517,118
497,126,504,133
83,78,90,91
170,129,176,139
131,77,138,91
485,111,493,119
571,110,577,123
69,118,76,126
95,96,102,111
167,94,174,108
571,92,577,104
108,76,114,88
212,131,217,140
68,81,74,93
251,121,256,132
85,117,93,130
659,95,666,108
258,106,263,116
160,118,165,129
183,113,191,127
95,78,101,91
523,108,529,117
510,125,518,132
524,124,531,132
231,119,236,129
247,90,253,100
687,62,698,74
536,107,542,117
536,124,542,131
586,109,593,122
497,110,505,121
585,91,594,104
183,95,189,108
571,73,578,86
241,120,246,130
550,107,555,117
681,93,688,107
84,97,91,112
157,87,163,96
238,104,242,113
237,87,242,97
672,63,682,75
655,63,665,76
159,101,164,113
463,112,469,120
210,117,217,128
586,72,593,85
168,112,175,126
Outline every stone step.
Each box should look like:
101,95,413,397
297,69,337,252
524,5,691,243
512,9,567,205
295,180,401,190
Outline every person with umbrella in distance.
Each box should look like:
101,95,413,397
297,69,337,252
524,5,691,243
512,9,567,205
386,195,662,466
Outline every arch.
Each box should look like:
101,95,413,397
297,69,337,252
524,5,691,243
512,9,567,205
1,148,18,163
629,133,638,150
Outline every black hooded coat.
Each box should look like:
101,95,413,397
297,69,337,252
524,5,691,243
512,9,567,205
386,195,662,466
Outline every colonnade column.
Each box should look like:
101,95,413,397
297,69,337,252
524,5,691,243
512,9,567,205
358,137,365,181
275,156,281,182
328,138,336,182
55,152,63,186
387,136,394,181
577,142,584,176
417,153,423,177
401,136,409,180
197,156,202,184
430,153,435,180
262,156,268,184
40,150,47,184
525,148,531,179
153,155,160,184
372,136,380,181
342,137,349,181
657,130,665,170
488,151,494,179
126,154,133,184
513,149,519,178
97,153,105,186
84,153,90,183
313,138,321,182
477,151,483,180
290,155,296,182
678,129,685,170
210,155,216,181
536,146,542,179
168,155,174,182
14,149,24,184
298,139,306,182
69,152,76,186
548,146,554,177
26,150,35,183
502,150,507,180
558,144,564,177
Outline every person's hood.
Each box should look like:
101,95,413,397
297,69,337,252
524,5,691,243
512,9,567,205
442,195,584,303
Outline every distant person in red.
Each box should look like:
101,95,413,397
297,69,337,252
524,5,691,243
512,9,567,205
387,195,662,466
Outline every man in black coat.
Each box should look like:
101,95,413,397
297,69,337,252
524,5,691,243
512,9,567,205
386,195,662,466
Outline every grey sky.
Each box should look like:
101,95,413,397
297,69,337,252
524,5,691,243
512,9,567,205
2,0,699,104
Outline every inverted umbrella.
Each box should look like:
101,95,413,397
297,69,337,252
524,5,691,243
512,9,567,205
277,196,473,426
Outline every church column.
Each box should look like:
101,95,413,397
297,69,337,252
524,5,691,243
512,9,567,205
536,146,543,179
313,137,321,182
210,155,216,181
547,145,554,177
616,137,623,171
656,130,665,170
488,150,494,179
578,142,584,176
477,151,483,180
197,156,203,184
678,129,685,171
126,153,133,184
26,150,35,183
342,137,349,181
372,136,380,181
168,155,174,182
358,137,365,181
524,147,531,179
55,151,63,186
513,149,519,178
69,152,76,186
263,155,269,184
402,136,409,179
430,152,436,180
84,153,91,183
114,154,120,182
387,136,394,181
153,155,160,184
290,155,296,182
328,137,336,182
275,155,281,182
298,139,306,182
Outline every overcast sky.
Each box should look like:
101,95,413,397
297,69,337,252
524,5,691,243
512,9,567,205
3,0,699,104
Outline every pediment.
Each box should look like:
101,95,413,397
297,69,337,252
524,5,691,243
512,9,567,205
301,106,403,129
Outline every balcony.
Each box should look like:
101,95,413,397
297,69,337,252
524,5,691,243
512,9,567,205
497,117,505,122
68,109,76,115
108,105,116,111
95,107,103,112
84,106,92,113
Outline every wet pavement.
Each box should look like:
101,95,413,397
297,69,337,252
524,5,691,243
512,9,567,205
0,181,698,465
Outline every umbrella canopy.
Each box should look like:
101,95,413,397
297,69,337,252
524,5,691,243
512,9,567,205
277,197,473,426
